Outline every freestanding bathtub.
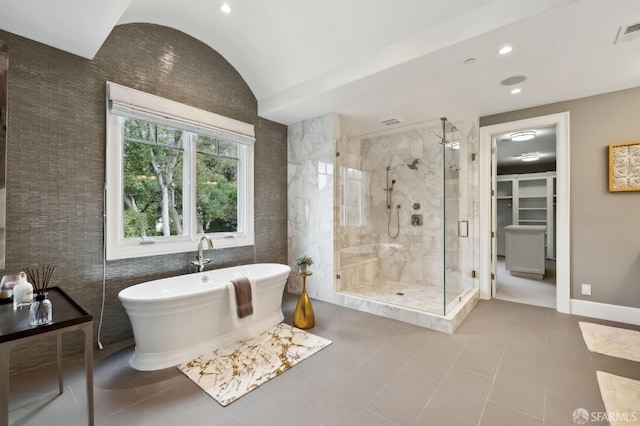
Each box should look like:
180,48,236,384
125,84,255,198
118,263,291,371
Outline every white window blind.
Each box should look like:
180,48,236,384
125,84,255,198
106,82,255,146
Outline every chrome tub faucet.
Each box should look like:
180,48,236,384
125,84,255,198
191,235,214,272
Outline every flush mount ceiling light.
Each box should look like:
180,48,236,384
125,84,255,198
510,87,522,95
521,152,541,162
510,131,536,141
498,45,513,55
220,3,231,13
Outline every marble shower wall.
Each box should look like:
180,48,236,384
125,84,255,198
337,119,479,300
287,114,480,317
338,125,446,287
287,114,339,302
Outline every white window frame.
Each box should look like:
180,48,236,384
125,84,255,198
105,82,255,260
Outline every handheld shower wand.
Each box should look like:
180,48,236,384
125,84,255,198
384,165,400,238
384,166,396,208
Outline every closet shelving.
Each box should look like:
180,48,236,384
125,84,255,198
495,171,556,259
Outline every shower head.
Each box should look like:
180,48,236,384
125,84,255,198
407,159,421,170
446,140,460,150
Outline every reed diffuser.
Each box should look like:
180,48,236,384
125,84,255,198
24,265,56,325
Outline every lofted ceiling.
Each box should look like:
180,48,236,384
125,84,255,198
1,0,639,135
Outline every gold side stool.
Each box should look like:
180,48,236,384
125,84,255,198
294,271,315,329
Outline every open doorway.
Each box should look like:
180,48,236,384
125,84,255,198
479,112,570,314
494,127,556,308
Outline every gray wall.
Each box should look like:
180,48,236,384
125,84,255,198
2,24,287,372
481,86,640,308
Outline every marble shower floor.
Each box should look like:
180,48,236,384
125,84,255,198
341,279,464,315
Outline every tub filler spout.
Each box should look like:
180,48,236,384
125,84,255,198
191,235,214,272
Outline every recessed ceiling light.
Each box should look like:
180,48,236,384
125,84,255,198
510,88,522,95
220,3,231,13
510,131,536,142
521,152,541,162
498,45,513,55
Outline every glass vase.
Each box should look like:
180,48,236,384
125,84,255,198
29,293,52,325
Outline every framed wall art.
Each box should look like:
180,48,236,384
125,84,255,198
609,141,640,192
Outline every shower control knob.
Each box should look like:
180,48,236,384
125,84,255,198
412,202,420,210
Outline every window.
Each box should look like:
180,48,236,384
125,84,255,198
106,82,254,260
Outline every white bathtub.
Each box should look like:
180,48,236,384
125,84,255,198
118,263,291,371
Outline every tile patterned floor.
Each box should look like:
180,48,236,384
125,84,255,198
7,293,640,425
496,257,556,309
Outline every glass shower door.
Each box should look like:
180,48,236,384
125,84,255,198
443,119,470,315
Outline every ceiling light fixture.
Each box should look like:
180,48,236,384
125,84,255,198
498,45,513,55
220,3,231,13
510,131,536,142
521,152,541,162
510,88,522,95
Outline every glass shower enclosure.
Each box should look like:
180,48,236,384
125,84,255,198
336,118,476,316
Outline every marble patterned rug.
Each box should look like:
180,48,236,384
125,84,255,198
177,323,332,406
597,372,640,425
579,322,640,362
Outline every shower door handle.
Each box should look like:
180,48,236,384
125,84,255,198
458,221,468,237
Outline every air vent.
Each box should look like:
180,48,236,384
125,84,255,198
615,21,640,44
381,118,400,126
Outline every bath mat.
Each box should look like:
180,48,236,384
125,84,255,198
579,322,640,362
596,372,640,425
177,323,332,406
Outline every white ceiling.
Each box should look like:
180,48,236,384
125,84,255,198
1,0,639,135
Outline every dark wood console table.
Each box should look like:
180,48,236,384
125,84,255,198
0,287,93,426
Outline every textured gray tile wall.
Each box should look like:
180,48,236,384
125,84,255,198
1,24,288,372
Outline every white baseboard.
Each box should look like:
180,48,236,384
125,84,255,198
571,299,640,326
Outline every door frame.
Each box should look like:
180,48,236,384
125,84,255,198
479,112,570,313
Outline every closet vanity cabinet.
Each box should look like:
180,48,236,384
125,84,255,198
496,171,556,259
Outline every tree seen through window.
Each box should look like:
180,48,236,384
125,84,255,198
122,118,238,239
